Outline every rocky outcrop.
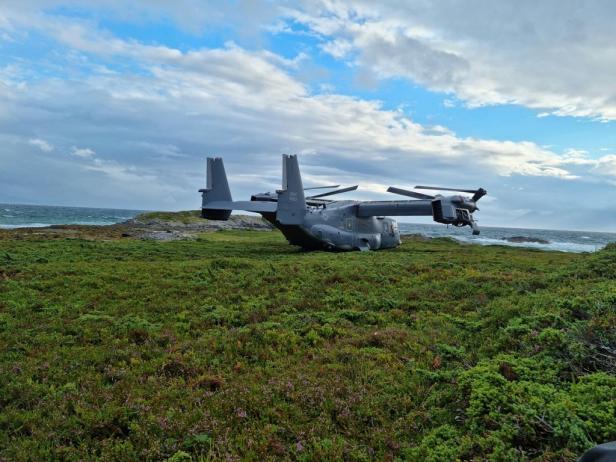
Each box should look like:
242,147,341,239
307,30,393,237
121,213,273,240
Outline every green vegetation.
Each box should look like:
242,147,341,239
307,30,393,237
0,229,614,461
135,210,204,224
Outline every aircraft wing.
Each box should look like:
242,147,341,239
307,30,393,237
357,200,433,217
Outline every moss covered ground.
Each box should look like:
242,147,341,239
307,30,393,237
135,210,204,224
0,229,615,461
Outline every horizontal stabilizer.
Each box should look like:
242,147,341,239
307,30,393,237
204,201,277,214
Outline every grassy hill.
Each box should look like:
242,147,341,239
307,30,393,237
0,230,614,461
130,211,271,228
135,210,206,223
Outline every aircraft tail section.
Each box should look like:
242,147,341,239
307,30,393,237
200,157,232,220
200,154,307,223
276,154,306,225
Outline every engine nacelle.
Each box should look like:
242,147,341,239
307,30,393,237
432,197,479,234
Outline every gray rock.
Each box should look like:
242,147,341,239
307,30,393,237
504,236,550,244
122,212,274,241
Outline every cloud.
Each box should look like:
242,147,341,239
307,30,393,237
1,3,616,229
0,0,282,44
321,39,353,59
29,138,54,152
9,1,616,120
443,99,456,109
71,146,95,158
286,0,616,121
83,158,157,183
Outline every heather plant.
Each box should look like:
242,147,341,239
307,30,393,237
0,228,614,461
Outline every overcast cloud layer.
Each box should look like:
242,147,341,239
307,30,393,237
1,0,616,230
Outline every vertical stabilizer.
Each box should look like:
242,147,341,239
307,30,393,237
200,157,232,220
282,155,288,190
276,154,306,224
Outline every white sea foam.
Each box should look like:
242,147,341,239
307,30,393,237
453,236,600,253
398,222,615,253
0,221,117,229
0,204,141,229
0,223,53,229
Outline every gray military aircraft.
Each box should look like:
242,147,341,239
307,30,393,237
200,154,486,251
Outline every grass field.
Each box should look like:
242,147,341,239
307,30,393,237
0,229,615,461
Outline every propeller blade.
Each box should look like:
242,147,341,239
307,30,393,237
387,186,435,200
472,188,487,202
416,185,487,201
308,185,358,199
415,185,479,194
304,185,340,191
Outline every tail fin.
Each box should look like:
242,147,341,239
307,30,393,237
276,154,306,224
200,157,232,220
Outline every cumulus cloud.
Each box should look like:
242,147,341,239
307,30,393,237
287,0,616,121
71,146,95,158
321,38,353,59
29,138,54,152
1,1,616,228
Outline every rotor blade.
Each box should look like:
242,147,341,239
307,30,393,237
303,185,340,191
308,185,358,199
387,186,435,200
472,188,487,202
415,185,479,194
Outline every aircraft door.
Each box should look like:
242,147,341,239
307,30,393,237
380,218,400,248
391,220,398,236
345,217,354,232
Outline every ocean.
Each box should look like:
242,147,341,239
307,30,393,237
0,203,144,229
1,203,615,253
397,222,615,253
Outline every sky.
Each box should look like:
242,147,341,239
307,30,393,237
1,0,616,231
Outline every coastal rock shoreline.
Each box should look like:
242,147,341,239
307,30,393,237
0,211,273,241
121,213,273,241
2,210,558,247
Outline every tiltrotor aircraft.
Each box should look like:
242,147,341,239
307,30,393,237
200,154,486,251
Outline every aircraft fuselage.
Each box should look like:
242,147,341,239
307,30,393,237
200,155,484,251
262,201,401,251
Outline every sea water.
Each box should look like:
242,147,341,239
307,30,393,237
1,203,615,253
397,222,616,253
0,203,144,229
